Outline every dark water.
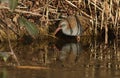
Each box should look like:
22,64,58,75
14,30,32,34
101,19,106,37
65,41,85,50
0,39,120,78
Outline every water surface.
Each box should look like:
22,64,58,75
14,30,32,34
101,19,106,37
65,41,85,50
0,39,120,78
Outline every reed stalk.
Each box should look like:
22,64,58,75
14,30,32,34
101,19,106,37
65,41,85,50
0,0,119,42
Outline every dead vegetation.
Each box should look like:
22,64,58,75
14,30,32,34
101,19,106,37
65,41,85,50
0,0,119,43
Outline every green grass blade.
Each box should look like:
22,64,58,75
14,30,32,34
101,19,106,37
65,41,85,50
9,0,18,12
19,17,39,38
0,0,8,2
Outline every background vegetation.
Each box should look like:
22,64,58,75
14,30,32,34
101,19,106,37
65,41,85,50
0,0,119,44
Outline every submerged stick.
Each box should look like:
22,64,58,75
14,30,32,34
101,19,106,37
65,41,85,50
16,66,49,70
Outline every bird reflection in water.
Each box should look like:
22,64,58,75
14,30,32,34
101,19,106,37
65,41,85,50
55,42,83,67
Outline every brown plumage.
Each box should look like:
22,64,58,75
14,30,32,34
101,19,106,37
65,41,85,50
54,15,92,42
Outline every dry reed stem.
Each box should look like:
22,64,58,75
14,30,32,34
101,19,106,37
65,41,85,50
7,24,20,65
0,0,119,41
0,5,42,16
64,0,92,19
90,1,102,11
104,1,109,44
65,0,78,9
94,0,98,35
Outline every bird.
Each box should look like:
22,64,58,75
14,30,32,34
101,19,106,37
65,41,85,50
54,15,91,42
59,43,82,65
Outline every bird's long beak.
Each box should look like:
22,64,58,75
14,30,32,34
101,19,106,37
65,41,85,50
54,26,62,36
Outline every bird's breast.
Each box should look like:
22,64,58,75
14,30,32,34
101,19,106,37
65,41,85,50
62,16,82,36
62,25,81,36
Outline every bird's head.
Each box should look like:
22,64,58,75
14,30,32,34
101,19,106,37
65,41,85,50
54,20,68,36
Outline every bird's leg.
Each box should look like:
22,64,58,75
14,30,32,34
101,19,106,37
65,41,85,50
76,36,80,42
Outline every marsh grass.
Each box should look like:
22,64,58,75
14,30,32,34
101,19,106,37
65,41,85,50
0,0,119,43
